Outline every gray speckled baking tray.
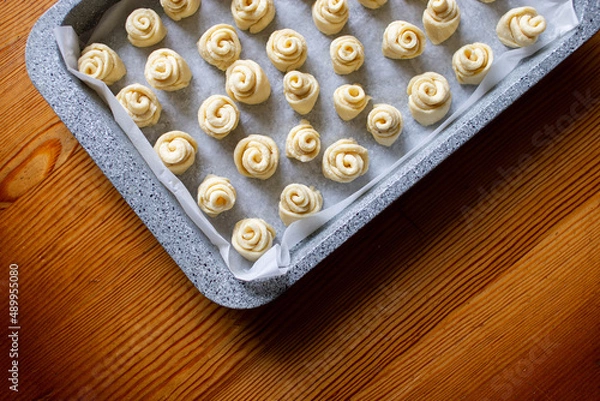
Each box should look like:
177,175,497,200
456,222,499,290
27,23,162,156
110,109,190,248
26,0,600,309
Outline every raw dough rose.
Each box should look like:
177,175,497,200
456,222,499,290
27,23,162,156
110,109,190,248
144,48,192,91
234,135,279,180
422,0,461,45
407,72,452,126
312,0,349,35
283,71,320,115
452,42,493,85
266,29,308,72
232,218,276,261
197,24,241,71
160,0,201,21
322,138,369,183
333,84,371,121
366,104,403,146
116,84,162,128
286,120,321,162
496,6,546,48
231,0,275,34
154,131,198,175
125,8,167,47
197,174,236,217
330,35,365,75
358,0,387,9
198,95,240,139
78,43,126,85
278,184,323,226
382,21,426,59
225,60,271,105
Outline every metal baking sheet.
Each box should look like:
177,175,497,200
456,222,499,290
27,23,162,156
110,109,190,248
27,0,600,308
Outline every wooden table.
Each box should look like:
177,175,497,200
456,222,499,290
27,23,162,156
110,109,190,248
2,2,599,399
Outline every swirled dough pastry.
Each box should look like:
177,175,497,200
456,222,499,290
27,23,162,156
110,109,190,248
226,60,271,105
154,131,198,175
312,0,349,36
422,0,461,45
382,21,426,60
333,84,371,121
232,218,275,262
496,7,546,48
358,0,388,9
160,0,201,21
231,0,275,34
330,35,365,75
283,71,320,115
197,24,241,71
78,43,126,85
125,8,167,47
322,139,369,183
279,184,323,226
116,84,162,128
198,95,240,139
144,48,192,91
452,42,493,85
197,174,236,217
407,72,452,126
367,104,403,147
286,120,321,162
266,29,308,72
234,135,279,180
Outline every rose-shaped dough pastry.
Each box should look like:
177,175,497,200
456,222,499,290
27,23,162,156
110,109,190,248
407,72,452,126
283,71,320,115
145,48,192,91
382,21,426,60
154,131,198,175
279,184,323,226
197,24,241,71
125,8,167,47
226,60,271,105
78,43,126,85
322,139,369,183
232,218,275,262
358,0,388,9
116,84,162,128
422,0,461,45
286,120,321,162
496,7,546,48
231,0,275,34
452,42,493,85
333,84,371,121
198,95,240,139
330,35,365,75
266,29,308,72
367,104,403,147
312,0,350,36
160,0,201,21
234,135,279,180
197,175,236,217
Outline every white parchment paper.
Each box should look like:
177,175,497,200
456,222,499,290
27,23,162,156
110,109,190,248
55,0,578,281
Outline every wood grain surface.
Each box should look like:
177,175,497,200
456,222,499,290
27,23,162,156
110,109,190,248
1,1,600,400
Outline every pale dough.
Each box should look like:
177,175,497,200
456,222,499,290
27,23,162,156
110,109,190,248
312,0,350,36
366,104,403,147
266,29,308,72
197,174,236,217
283,71,320,115
278,184,323,226
286,120,321,162
78,43,126,85
144,48,192,91
234,135,279,180
358,0,388,9
422,0,461,45
231,0,276,34
125,8,167,47
116,84,162,128
407,72,452,126
496,6,546,48
333,84,371,121
160,0,201,21
322,138,369,183
232,218,276,261
198,95,240,140
197,24,241,71
382,21,426,59
226,59,271,105
154,131,198,175
452,42,493,85
330,35,365,75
